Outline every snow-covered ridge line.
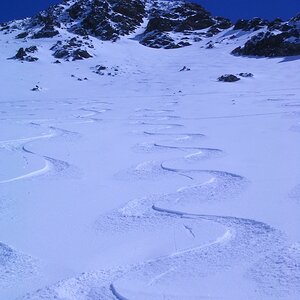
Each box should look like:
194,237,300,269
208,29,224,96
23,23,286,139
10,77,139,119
1,0,299,56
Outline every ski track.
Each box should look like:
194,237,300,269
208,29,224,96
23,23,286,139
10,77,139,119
0,130,71,184
21,103,300,300
0,102,114,184
1,86,298,298
22,206,300,300
0,102,115,297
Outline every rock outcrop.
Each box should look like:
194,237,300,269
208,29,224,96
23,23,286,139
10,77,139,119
50,37,93,60
9,46,39,62
232,14,300,57
1,0,299,58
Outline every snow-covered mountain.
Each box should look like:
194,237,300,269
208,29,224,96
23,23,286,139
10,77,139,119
0,1,300,300
1,0,299,57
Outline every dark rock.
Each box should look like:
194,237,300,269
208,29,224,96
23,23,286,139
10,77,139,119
25,56,39,62
72,49,92,60
0,23,10,31
15,48,27,60
15,32,29,39
93,64,119,76
145,17,178,33
53,49,70,59
206,41,214,49
97,65,107,71
176,15,215,31
290,13,300,23
232,30,300,57
193,36,202,42
114,1,144,19
140,31,180,49
70,0,145,40
32,25,59,39
246,18,269,30
218,74,241,82
215,17,232,29
92,21,118,41
51,37,93,60
68,2,85,20
31,10,61,28
267,18,284,30
31,85,41,91
281,24,294,32
238,72,254,78
50,40,62,51
233,19,249,30
234,18,269,31
179,66,191,71
177,41,191,47
73,27,89,36
207,26,220,36
140,1,220,48
9,0,232,49
26,46,38,53
232,13,300,57
10,47,39,62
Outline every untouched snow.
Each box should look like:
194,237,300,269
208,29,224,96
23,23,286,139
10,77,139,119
0,24,300,300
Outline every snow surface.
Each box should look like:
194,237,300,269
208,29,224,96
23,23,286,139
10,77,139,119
0,19,300,300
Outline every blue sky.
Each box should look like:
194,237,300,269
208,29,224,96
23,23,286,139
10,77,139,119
197,0,299,21
0,0,299,22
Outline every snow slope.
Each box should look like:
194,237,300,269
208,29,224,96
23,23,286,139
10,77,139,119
0,4,300,300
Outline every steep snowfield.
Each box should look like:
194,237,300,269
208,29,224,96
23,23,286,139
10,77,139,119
0,19,300,300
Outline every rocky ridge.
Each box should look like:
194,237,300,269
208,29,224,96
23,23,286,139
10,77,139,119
232,14,300,57
0,0,299,59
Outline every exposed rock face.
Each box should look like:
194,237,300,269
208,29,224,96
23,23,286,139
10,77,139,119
15,32,29,39
140,31,190,49
3,0,231,49
218,74,240,82
232,30,300,57
32,25,60,39
232,14,300,57
139,1,231,48
179,66,191,71
239,72,254,78
50,37,93,60
31,85,42,91
22,0,145,42
233,18,269,31
10,46,38,62
93,64,120,76
1,0,299,58
68,0,145,41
